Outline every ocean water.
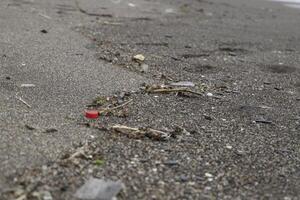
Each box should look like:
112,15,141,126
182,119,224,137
269,0,300,9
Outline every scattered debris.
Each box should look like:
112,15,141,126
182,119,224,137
170,81,195,87
205,173,213,178
128,3,136,7
44,128,58,133
75,0,113,17
144,84,202,96
133,54,145,62
15,95,31,108
206,92,213,97
38,13,52,20
62,143,91,162
203,114,213,120
172,126,191,137
164,160,179,166
100,21,123,26
88,93,132,118
160,73,174,81
25,124,36,130
111,125,171,141
182,53,210,59
75,178,124,200
255,119,272,124
140,63,149,73
94,159,105,166
98,99,132,116
42,191,53,200
40,29,48,34
21,84,35,88
165,8,175,14
135,42,169,47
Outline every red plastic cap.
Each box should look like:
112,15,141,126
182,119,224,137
85,110,99,119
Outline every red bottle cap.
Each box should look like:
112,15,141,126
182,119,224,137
85,110,99,119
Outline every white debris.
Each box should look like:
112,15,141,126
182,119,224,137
21,84,35,88
206,92,213,97
140,63,149,73
165,8,175,13
170,81,195,87
128,3,136,7
75,178,124,200
205,173,213,178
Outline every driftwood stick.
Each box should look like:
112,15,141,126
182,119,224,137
148,88,202,96
98,99,133,114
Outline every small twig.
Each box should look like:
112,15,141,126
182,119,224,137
111,125,170,140
38,13,52,20
148,88,202,96
74,0,113,17
112,125,139,132
16,96,31,108
99,99,133,114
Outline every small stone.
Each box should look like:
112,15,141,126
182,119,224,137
133,54,145,62
206,93,213,97
203,114,213,120
225,145,233,150
178,175,189,182
40,29,48,34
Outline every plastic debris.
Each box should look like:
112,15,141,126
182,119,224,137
85,110,99,119
75,178,123,200
170,81,195,87
140,63,149,73
21,84,35,88
15,95,31,108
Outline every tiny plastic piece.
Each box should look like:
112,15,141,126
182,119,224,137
85,110,99,119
